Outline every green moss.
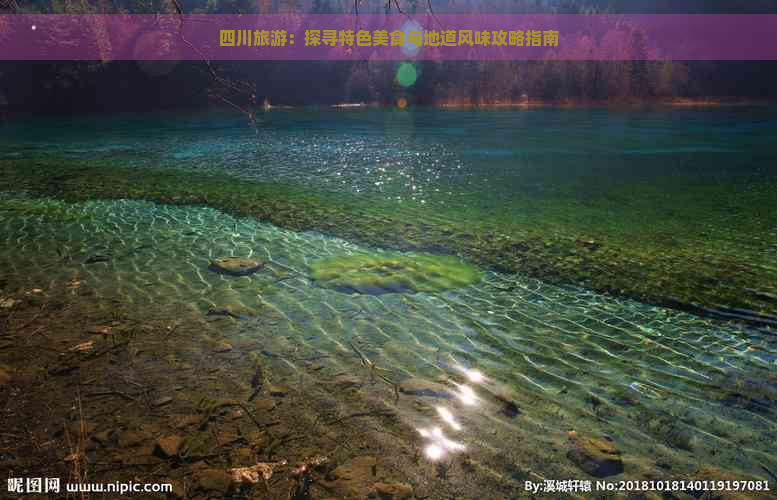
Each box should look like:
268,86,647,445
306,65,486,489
309,253,482,295
0,158,776,323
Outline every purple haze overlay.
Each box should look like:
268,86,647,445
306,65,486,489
0,14,775,61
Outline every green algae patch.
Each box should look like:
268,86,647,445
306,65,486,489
309,253,482,295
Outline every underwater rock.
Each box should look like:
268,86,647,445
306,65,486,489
206,304,256,319
331,455,377,479
154,435,183,458
117,430,148,448
0,297,19,309
84,254,110,265
230,447,254,466
208,257,264,276
325,456,378,497
90,430,113,447
165,479,185,499
0,367,11,386
321,375,362,390
412,400,434,414
229,461,287,483
309,252,481,295
253,398,276,411
193,468,232,493
211,340,233,353
86,325,114,336
399,378,453,399
173,415,200,429
501,400,521,419
268,384,290,397
246,430,269,450
151,396,173,408
575,238,601,251
373,481,413,499
645,414,694,450
566,436,624,478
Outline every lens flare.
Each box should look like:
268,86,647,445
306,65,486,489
425,443,444,461
465,369,484,383
396,62,417,88
436,406,462,431
418,426,466,462
398,20,423,57
441,437,466,452
456,384,478,406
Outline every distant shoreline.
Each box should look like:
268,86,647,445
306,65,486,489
435,97,774,109
252,97,776,113
286,97,775,110
2,97,773,119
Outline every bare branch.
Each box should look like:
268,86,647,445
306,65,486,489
169,0,257,127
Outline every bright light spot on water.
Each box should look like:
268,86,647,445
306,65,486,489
420,426,466,460
425,444,444,461
456,384,478,406
420,427,466,461
441,437,466,452
465,369,485,383
436,406,462,431
31,25,37,30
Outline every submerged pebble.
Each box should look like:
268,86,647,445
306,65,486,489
193,468,232,493
399,378,453,399
154,435,183,458
374,481,414,499
117,430,148,448
208,256,264,276
84,254,110,264
152,396,173,407
0,367,11,386
566,435,624,478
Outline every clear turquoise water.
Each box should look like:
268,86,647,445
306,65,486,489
1,109,777,485
4,107,777,208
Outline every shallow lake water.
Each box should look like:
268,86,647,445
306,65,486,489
1,108,777,496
